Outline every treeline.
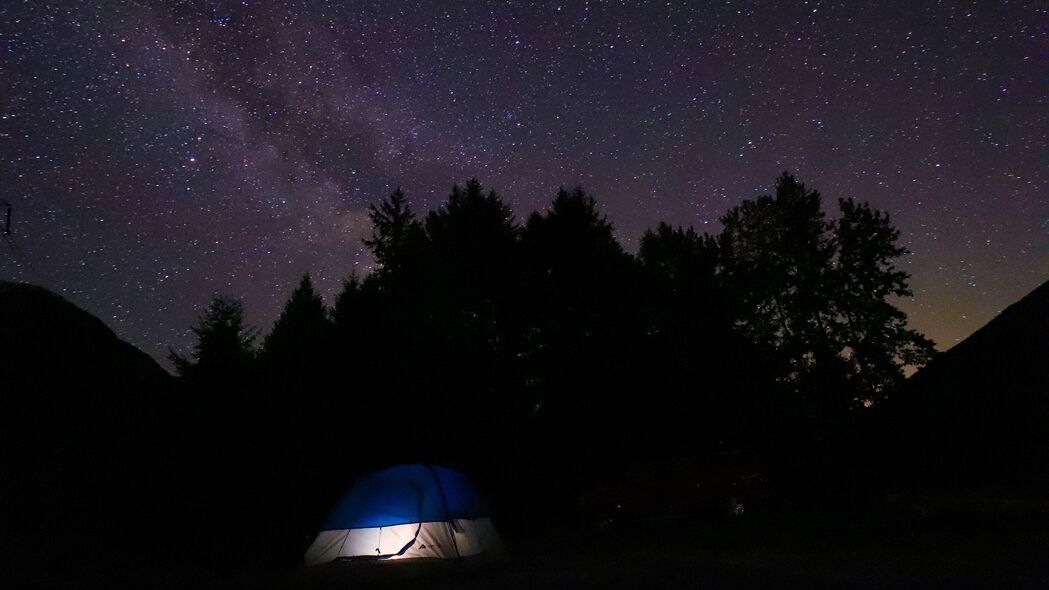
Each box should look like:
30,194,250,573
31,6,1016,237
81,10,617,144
169,173,934,557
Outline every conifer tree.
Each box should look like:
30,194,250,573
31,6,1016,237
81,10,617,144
331,273,363,333
261,273,331,369
363,188,424,285
169,295,256,379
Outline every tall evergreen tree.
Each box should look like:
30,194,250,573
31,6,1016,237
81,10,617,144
330,272,383,413
523,187,624,292
422,179,519,330
425,179,517,274
260,273,331,370
169,295,256,379
520,187,641,471
168,295,260,536
521,187,629,366
418,179,523,457
363,188,425,285
331,273,363,334
258,273,338,519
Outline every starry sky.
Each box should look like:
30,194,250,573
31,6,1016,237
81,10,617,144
2,1,1047,368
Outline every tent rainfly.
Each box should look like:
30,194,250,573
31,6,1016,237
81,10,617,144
305,464,504,565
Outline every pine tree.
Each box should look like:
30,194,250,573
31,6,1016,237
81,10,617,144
418,179,522,447
261,273,331,369
363,188,424,284
169,295,256,379
521,186,627,341
425,179,517,268
423,178,519,318
523,187,624,287
331,273,363,333
519,187,641,462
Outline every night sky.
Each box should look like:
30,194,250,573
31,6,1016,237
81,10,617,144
2,1,1047,368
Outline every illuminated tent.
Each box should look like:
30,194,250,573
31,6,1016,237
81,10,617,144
304,464,504,565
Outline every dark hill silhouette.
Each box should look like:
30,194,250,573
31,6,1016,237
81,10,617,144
897,278,1049,490
0,281,177,588
0,281,170,390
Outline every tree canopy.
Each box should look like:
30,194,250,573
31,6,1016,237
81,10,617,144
169,295,256,380
171,172,935,537
717,172,934,411
260,273,331,370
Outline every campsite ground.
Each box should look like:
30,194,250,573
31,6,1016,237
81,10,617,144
245,499,1049,590
19,496,1049,589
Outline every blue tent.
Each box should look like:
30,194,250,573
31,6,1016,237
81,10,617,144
306,465,503,564
322,464,487,529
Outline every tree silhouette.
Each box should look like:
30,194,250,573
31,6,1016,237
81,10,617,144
260,273,331,370
640,223,717,286
330,271,384,439
358,189,430,433
639,222,722,328
256,274,350,547
418,179,523,462
716,172,933,415
638,222,768,453
162,174,940,545
422,179,520,342
331,274,363,327
424,178,518,282
359,188,431,421
718,172,835,366
834,198,935,404
521,186,627,356
520,187,638,469
169,295,256,380
363,188,426,286
166,295,263,545
258,273,340,451
523,187,626,297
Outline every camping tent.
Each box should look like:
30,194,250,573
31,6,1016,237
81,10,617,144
305,464,504,565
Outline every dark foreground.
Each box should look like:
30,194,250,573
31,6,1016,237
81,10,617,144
30,499,1042,590
276,515,1049,590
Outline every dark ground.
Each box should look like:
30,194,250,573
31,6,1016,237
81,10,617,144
37,497,1041,590
274,508,1049,590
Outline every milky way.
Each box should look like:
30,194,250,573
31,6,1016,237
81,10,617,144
2,1,1047,367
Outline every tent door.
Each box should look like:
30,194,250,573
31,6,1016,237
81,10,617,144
373,523,423,559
